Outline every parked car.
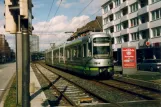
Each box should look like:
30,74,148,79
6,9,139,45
137,59,161,72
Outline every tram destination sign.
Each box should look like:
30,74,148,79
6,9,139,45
122,47,136,68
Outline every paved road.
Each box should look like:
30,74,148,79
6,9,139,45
0,63,16,101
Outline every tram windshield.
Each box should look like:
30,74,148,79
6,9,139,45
93,37,111,58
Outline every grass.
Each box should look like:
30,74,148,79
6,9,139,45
4,77,21,107
124,74,161,81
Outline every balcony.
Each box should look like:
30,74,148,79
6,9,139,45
138,6,149,16
120,28,129,35
128,0,137,6
120,1,128,9
149,37,161,43
150,19,161,28
102,9,113,19
113,19,121,25
128,41,139,49
113,31,121,37
121,15,128,22
106,21,114,28
129,26,138,33
129,11,138,19
138,22,149,31
112,44,121,51
149,1,161,12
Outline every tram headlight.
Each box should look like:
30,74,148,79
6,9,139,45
108,67,113,72
100,68,107,73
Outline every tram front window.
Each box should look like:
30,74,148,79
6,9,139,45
93,37,111,58
93,45,110,58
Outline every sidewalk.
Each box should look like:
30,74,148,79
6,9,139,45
30,66,47,107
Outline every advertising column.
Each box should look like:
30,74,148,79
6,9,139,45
122,47,137,74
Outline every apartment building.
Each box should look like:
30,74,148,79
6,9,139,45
102,0,161,62
0,34,12,63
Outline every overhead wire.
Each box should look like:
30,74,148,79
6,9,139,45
75,7,102,29
40,0,56,35
45,0,63,34
54,0,95,44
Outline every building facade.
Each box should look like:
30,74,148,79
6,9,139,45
67,16,103,41
30,34,39,52
102,0,161,62
0,34,13,63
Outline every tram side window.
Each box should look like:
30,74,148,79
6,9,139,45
56,52,58,58
67,49,70,59
88,42,92,57
83,44,87,57
78,45,81,58
53,52,55,58
60,49,63,57
70,49,72,60
72,46,77,58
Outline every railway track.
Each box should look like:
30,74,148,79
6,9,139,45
96,80,161,100
33,62,161,107
33,63,122,107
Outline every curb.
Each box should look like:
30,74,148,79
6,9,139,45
0,72,16,106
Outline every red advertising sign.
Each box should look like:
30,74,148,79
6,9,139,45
122,47,136,68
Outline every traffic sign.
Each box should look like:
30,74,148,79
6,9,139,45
146,41,150,46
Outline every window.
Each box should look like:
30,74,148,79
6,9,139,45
78,45,81,57
116,24,121,31
131,32,139,41
83,44,87,57
103,5,108,13
88,42,92,57
122,21,128,29
140,14,149,23
66,49,70,58
109,14,113,21
104,17,108,25
131,17,139,27
110,26,114,33
140,0,148,8
115,11,121,20
105,28,109,34
115,0,121,7
122,35,129,42
109,3,113,10
152,8,161,21
72,46,77,58
152,26,161,37
122,7,128,16
130,2,138,13
152,0,161,3
140,30,149,39
116,36,122,43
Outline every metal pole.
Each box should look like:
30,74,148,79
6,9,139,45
16,15,22,106
22,22,30,107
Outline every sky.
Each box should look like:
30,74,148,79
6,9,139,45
0,0,107,51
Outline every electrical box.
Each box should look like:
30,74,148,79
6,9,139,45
4,0,17,33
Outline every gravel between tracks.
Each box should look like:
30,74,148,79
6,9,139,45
39,63,145,103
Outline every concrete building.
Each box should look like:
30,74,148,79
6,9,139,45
102,0,161,62
0,34,13,63
30,34,39,52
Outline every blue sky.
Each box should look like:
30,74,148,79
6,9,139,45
0,0,107,51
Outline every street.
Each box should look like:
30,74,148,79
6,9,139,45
0,63,16,101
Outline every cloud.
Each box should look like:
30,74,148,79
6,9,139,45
79,0,107,15
33,15,90,51
56,0,76,8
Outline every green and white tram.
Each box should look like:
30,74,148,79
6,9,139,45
45,32,114,78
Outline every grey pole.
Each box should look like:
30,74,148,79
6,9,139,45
22,23,30,107
16,15,22,106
